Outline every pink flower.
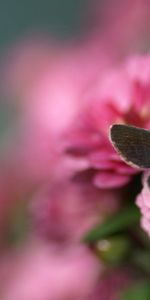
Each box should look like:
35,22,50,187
1,239,100,300
64,55,150,189
3,0,150,178
31,180,120,243
2,0,150,191
136,171,150,236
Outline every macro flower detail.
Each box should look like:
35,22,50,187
64,56,150,189
0,1,150,299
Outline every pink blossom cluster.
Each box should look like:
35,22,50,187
0,0,150,299
64,56,150,188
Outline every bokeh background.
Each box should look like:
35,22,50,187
0,0,90,49
1,1,150,299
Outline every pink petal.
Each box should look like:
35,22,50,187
93,172,130,188
117,164,138,175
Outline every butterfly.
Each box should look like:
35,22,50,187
109,124,150,169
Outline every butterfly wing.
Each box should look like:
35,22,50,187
110,124,150,169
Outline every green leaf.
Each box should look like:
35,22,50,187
95,235,131,265
121,282,150,300
132,250,150,275
83,206,140,243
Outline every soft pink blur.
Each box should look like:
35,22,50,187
87,0,150,58
31,180,121,242
0,238,100,300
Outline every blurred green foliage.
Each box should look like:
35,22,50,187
0,0,90,50
83,205,140,243
121,282,150,300
95,235,131,265
0,97,20,154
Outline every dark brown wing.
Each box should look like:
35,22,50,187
110,124,150,169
